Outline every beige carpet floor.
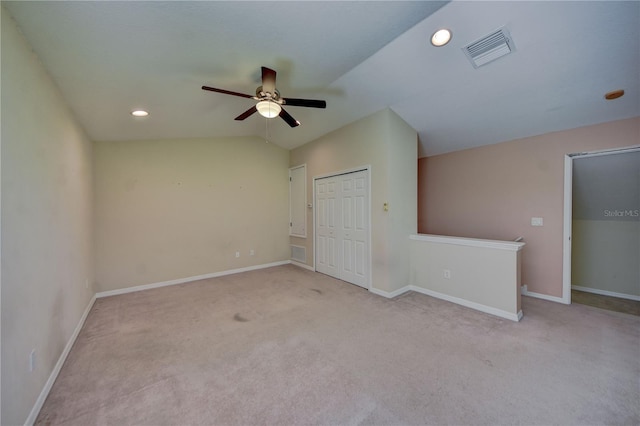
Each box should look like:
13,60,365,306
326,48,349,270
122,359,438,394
36,265,640,425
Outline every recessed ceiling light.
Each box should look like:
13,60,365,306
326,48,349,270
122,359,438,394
431,29,452,47
604,89,624,100
131,110,149,117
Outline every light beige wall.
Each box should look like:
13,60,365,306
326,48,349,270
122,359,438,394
1,9,94,425
290,110,389,289
386,111,418,291
289,109,417,293
0,8,4,422
94,137,289,292
419,117,640,298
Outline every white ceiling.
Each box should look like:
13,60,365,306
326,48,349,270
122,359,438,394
4,1,639,157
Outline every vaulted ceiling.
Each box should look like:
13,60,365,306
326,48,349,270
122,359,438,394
4,1,639,157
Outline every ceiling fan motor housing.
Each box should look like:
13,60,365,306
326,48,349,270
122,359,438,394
256,86,282,103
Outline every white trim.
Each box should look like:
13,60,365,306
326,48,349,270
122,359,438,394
290,260,315,272
289,164,307,238
96,261,290,298
522,286,568,304
410,285,522,322
572,285,640,302
312,177,317,273
25,295,97,426
562,155,573,304
410,234,525,252
313,166,370,181
370,285,524,322
367,166,372,291
569,145,640,159
369,285,411,299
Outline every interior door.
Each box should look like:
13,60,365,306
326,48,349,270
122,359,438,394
339,171,368,287
315,177,339,278
315,170,369,289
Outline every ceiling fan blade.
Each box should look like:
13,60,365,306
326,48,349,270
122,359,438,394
202,86,254,99
261,66,277,95
235,105,258,121
283,98,327,109
279,108,300,128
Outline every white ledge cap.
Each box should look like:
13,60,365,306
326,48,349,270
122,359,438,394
410,234,525,251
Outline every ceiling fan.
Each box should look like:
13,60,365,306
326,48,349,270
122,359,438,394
202,66,326,128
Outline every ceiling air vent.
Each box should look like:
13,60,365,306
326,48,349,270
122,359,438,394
463,27,515,68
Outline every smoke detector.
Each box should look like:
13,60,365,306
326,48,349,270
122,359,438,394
463,27,515,68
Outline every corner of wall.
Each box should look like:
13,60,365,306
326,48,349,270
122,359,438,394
1,9,95,424
383,109,418,292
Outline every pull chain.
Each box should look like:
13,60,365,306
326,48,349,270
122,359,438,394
265,116,270,143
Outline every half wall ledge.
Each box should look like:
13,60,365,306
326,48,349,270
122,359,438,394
409,234,525,321
410,234,526,251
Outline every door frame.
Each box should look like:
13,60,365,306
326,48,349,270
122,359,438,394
562,145,640,304
313,165,372,290
289,164,307,238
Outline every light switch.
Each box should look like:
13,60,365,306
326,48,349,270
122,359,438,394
531,217,543,226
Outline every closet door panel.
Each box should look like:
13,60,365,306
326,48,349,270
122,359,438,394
315,178,339,278
315,170,368,288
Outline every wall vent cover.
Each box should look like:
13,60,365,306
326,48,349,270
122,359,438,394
291,245,306,263
463,27,515,68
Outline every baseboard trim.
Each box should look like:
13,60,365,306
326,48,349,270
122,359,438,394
25,294,96,426
369,285,411,299
290,260,315,272
571,285,640,302
410,285,522,322
96,261,291,298
522,286,569,304
372,283,523,321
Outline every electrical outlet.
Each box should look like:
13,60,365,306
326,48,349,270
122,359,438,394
29,349,36,373
235,251,240,258
531,217,544,226
249,249,255,256
443,269,451,279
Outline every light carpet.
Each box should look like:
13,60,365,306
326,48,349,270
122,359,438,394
36,265,640,425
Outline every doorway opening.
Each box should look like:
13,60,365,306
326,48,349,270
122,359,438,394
563,146,640,313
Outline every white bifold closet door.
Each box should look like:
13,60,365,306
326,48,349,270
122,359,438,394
315,170,369,289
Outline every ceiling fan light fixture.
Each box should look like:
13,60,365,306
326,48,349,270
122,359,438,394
256,100,281,118
202,66,325,127
431,29,452,47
